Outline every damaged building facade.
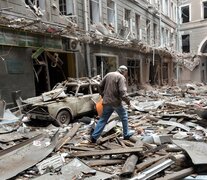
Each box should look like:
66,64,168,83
178,0,207,84
0,0,178,103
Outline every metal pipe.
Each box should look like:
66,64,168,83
84,0,91,77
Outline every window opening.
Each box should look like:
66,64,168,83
135,14,141,40
146,19,150,44
107,0,115,27
203,1,207,19
93,55,117,78
153,23,157,45
181,5,189,23
127,59,140,87
182,34,190,53
90,0,100,24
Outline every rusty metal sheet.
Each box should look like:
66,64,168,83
172,139,207,164
0,132,58,179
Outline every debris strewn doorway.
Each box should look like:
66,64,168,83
32,50,76,95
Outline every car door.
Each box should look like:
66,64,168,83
76,84,95,115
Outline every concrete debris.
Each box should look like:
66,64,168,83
1,83,207,179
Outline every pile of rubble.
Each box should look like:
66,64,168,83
1,83,207,179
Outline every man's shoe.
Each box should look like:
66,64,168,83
90,136,97,143
124,131,134,140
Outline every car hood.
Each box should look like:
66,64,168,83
23,88,67,105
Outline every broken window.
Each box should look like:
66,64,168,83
25,0,45,15
90,0,100,24
107,0,116,28
91,84,100,94
146,19,150,44
123,8,131,29
59,0,75,16
135,14,141,40
79,85,90,95
182,34,190,53
203,1,207,19
93,54,118,78
127,59,140,87
59,0,76,22
25,0,39,7
181,5,190,23
153,23,157,45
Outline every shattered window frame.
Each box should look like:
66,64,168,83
90,0,101,24
123,8,131,29
59,0,76,22
107,0,116,31
93,53,118,79
25,0,46,11
127,58,140,86
180,4,190,23
25,0,39,7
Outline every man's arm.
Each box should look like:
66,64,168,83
118,77,130,105
99,77,106,97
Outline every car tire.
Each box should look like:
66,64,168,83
55,110,71,126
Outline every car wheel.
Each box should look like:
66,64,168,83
55,110,71,126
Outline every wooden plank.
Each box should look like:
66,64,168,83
121,140,143,176
70,147,143,157
55,123,82,151
121,154,139,176
68,146,96,151
136,155,168,172
86,159,125,167
98,132,120,144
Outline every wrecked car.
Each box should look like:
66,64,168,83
22,78,101,126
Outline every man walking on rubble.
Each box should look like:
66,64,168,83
90,65,134,143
